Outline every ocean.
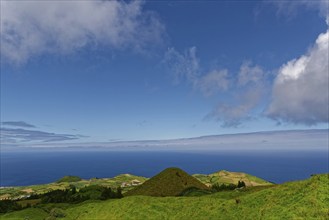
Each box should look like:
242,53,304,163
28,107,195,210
1,150,328,186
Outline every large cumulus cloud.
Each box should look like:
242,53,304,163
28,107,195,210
266,29,329,125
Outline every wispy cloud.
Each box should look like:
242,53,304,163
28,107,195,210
206,86,266,127
163,0,329,127
163,47,231,96
266,0,328,20
206,61,269,127
1,127,87,144
164,47,269,127
3,129,327,152
163,47,200,85
238,61,266,87
1,0,165,65
1,121,36,128
198,69,230,97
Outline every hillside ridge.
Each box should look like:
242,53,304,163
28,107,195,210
193,170,272,187
1,169,270,200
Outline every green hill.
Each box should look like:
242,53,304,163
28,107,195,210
56,176,82,183
193,170,272,187
125,167,209,196
1,174,328,219
0,170,273,201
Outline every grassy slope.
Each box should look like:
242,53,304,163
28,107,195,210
56,176,82,183
2,174,328,220
125,168,209,197
0,208,48,220
0,174,148,199
0,170,269,200
193,170,272,187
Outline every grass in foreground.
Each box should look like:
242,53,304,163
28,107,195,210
1,174,328,220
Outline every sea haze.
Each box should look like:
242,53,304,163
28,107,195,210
1,150,328,186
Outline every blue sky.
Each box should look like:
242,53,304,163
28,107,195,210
1,0,328,146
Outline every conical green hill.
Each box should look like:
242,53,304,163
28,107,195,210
125,167,209,197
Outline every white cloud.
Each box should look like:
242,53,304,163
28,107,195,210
1,127,87,143
207,86,265,127
163,47,200,85
205,61,268,127
163,1,329,128
264,0,329,125
1,0,164,64
164,47,269,127
164,47,230,96
4,129,328,152
267,29,329,125
268,0,328,19
197,69,230,97
238,61,265,86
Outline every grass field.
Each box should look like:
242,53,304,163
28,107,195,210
0,170,271,200
193,170,272,187
0,174,148,200
1,174,328,220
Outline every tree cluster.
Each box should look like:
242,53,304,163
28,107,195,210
0,200,22,213
41,185,123,203
237,181,246,188
0,185,123,214
211,181,246,192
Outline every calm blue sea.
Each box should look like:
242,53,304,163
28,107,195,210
1,150,328,186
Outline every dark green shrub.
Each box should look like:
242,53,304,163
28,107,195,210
211,183,238,192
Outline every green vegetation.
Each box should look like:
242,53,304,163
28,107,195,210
1,174,328,219
212,183,238,191
0,200,22,213
193,170,272,187
41,185,123,204
237,180,246,188
0,170,269,201
1,169,328,219
178,187,213,196
211,180,246,192
125,167,209,197
0,185,123,213
0,174,148,200
56,176,82,183
0,208,48,220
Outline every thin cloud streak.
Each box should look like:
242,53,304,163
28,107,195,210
1,121,36,128
2,129,327,152
1,127,87,144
